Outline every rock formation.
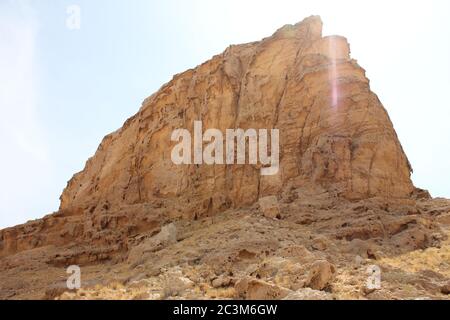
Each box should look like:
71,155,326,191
0,16,448,300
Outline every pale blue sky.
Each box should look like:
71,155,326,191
1,0,449,229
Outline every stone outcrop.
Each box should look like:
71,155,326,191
4,17,446,301
1,183,449,300
0,16,416,262
59,16,413,215
234,277,291,300
305,260,336,290
259,196,282,219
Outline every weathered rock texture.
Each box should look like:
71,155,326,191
1,16,446,301
60,16,413,212
0,16,414,259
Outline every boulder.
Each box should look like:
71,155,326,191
234,277,290,300
305,260,336,290
259,196,281,219
128,223,177,265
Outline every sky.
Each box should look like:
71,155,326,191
0,0,449,229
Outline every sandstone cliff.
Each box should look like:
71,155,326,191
0,16,413,257
1,16,448,300
60,16,413,212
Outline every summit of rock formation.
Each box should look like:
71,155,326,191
1,16,449,300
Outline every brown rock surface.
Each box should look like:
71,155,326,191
235,277,291,300
0,16,448,300
0,15,414,260
259,196,282,219
305,260,336,290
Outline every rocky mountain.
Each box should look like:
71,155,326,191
0,16,449,300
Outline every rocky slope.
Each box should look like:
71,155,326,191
0,16,448,300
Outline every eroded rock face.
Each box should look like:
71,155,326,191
234,277,291,300
60,16,412,214
0,16,414,262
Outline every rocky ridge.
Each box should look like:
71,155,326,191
0,16,448,300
